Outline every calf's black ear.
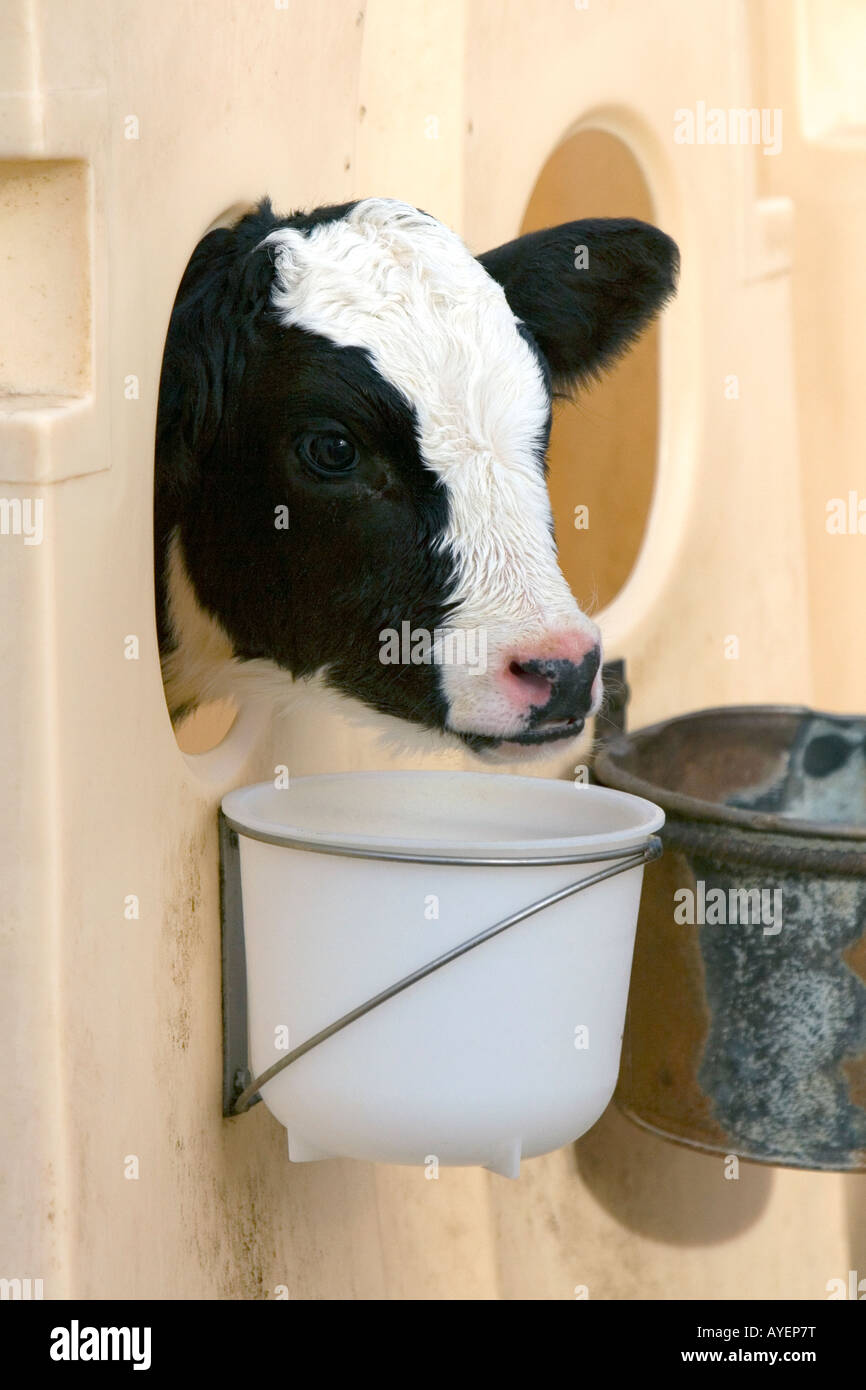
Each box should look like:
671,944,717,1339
477,218,679,391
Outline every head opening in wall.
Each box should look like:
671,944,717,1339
155,196,678,762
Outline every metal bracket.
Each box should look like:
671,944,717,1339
219,811,261,1116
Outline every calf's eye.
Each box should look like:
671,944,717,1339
296,430,360,476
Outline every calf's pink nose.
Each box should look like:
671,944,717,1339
502,641,601,725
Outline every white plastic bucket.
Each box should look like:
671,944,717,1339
221,771,664,1176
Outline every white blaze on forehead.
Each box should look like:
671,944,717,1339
261,199,581,628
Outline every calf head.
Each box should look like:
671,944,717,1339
155,197,677,759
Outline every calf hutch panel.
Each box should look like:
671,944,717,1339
1,0,852,1302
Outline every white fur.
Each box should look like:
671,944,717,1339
261,199,600,739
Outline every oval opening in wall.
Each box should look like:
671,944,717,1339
520,128,660,614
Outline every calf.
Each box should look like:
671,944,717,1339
155,197,677,760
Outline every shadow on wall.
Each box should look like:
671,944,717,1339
574,1103,773,1245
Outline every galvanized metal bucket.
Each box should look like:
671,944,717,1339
595,704,866,1171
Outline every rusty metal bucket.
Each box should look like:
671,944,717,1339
594,704,866,1171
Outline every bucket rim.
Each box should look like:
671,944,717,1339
594,702,866,844
221,769,665,862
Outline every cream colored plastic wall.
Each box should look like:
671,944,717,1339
1,0,863,1300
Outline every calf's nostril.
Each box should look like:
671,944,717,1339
508,659,554,705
